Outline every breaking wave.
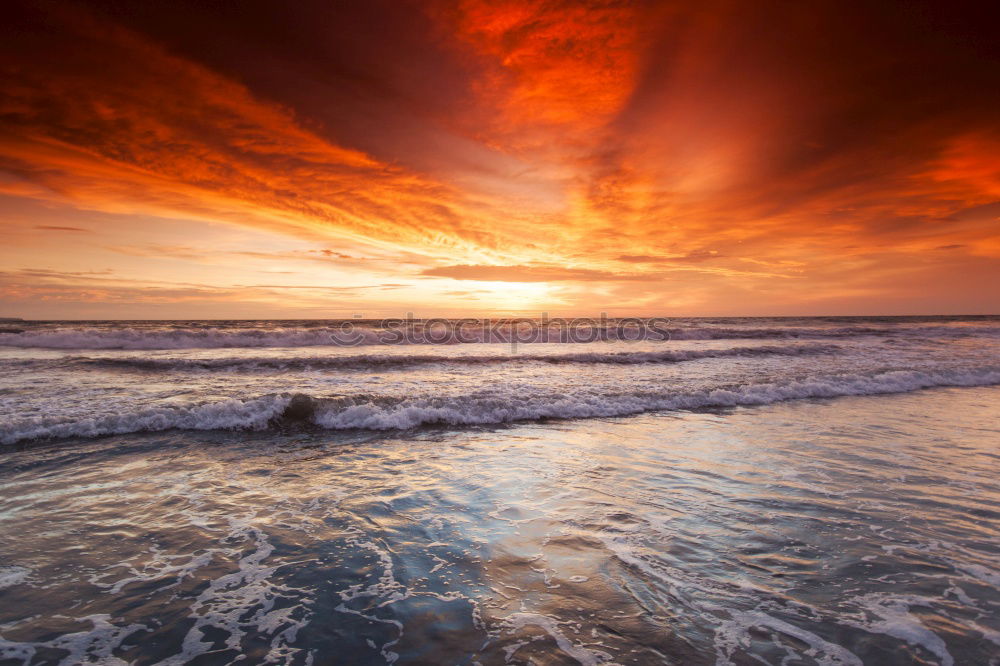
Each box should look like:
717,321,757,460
4,366,999,445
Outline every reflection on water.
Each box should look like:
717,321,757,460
1,387,999,665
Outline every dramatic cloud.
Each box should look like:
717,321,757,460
0,0,998,316
0,4,526,262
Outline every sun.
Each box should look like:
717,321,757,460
465,280,555,313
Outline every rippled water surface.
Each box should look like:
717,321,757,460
0,317,998,664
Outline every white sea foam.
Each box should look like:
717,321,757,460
714,610,862,666
157,516,313,666
332,529,414,664
0,566,31,590
3,367,999,445
90,546,217,595
502,612,616,665
842,594,955,666
0,614,147,666
310,366,1000,429
1,394,292,445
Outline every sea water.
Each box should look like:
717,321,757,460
0,317,998,664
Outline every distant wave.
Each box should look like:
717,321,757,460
4,366,998,445
2,324,999,349
50,343,842,372
664,325,1000,340
0,327,362,349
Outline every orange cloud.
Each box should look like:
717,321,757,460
1,1,998,316
435,0,651,134
0,6,540,265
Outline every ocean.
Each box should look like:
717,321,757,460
0,316,998,664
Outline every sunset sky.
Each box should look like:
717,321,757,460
1,0,998,318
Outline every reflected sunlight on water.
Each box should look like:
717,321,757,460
1,386,998,664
